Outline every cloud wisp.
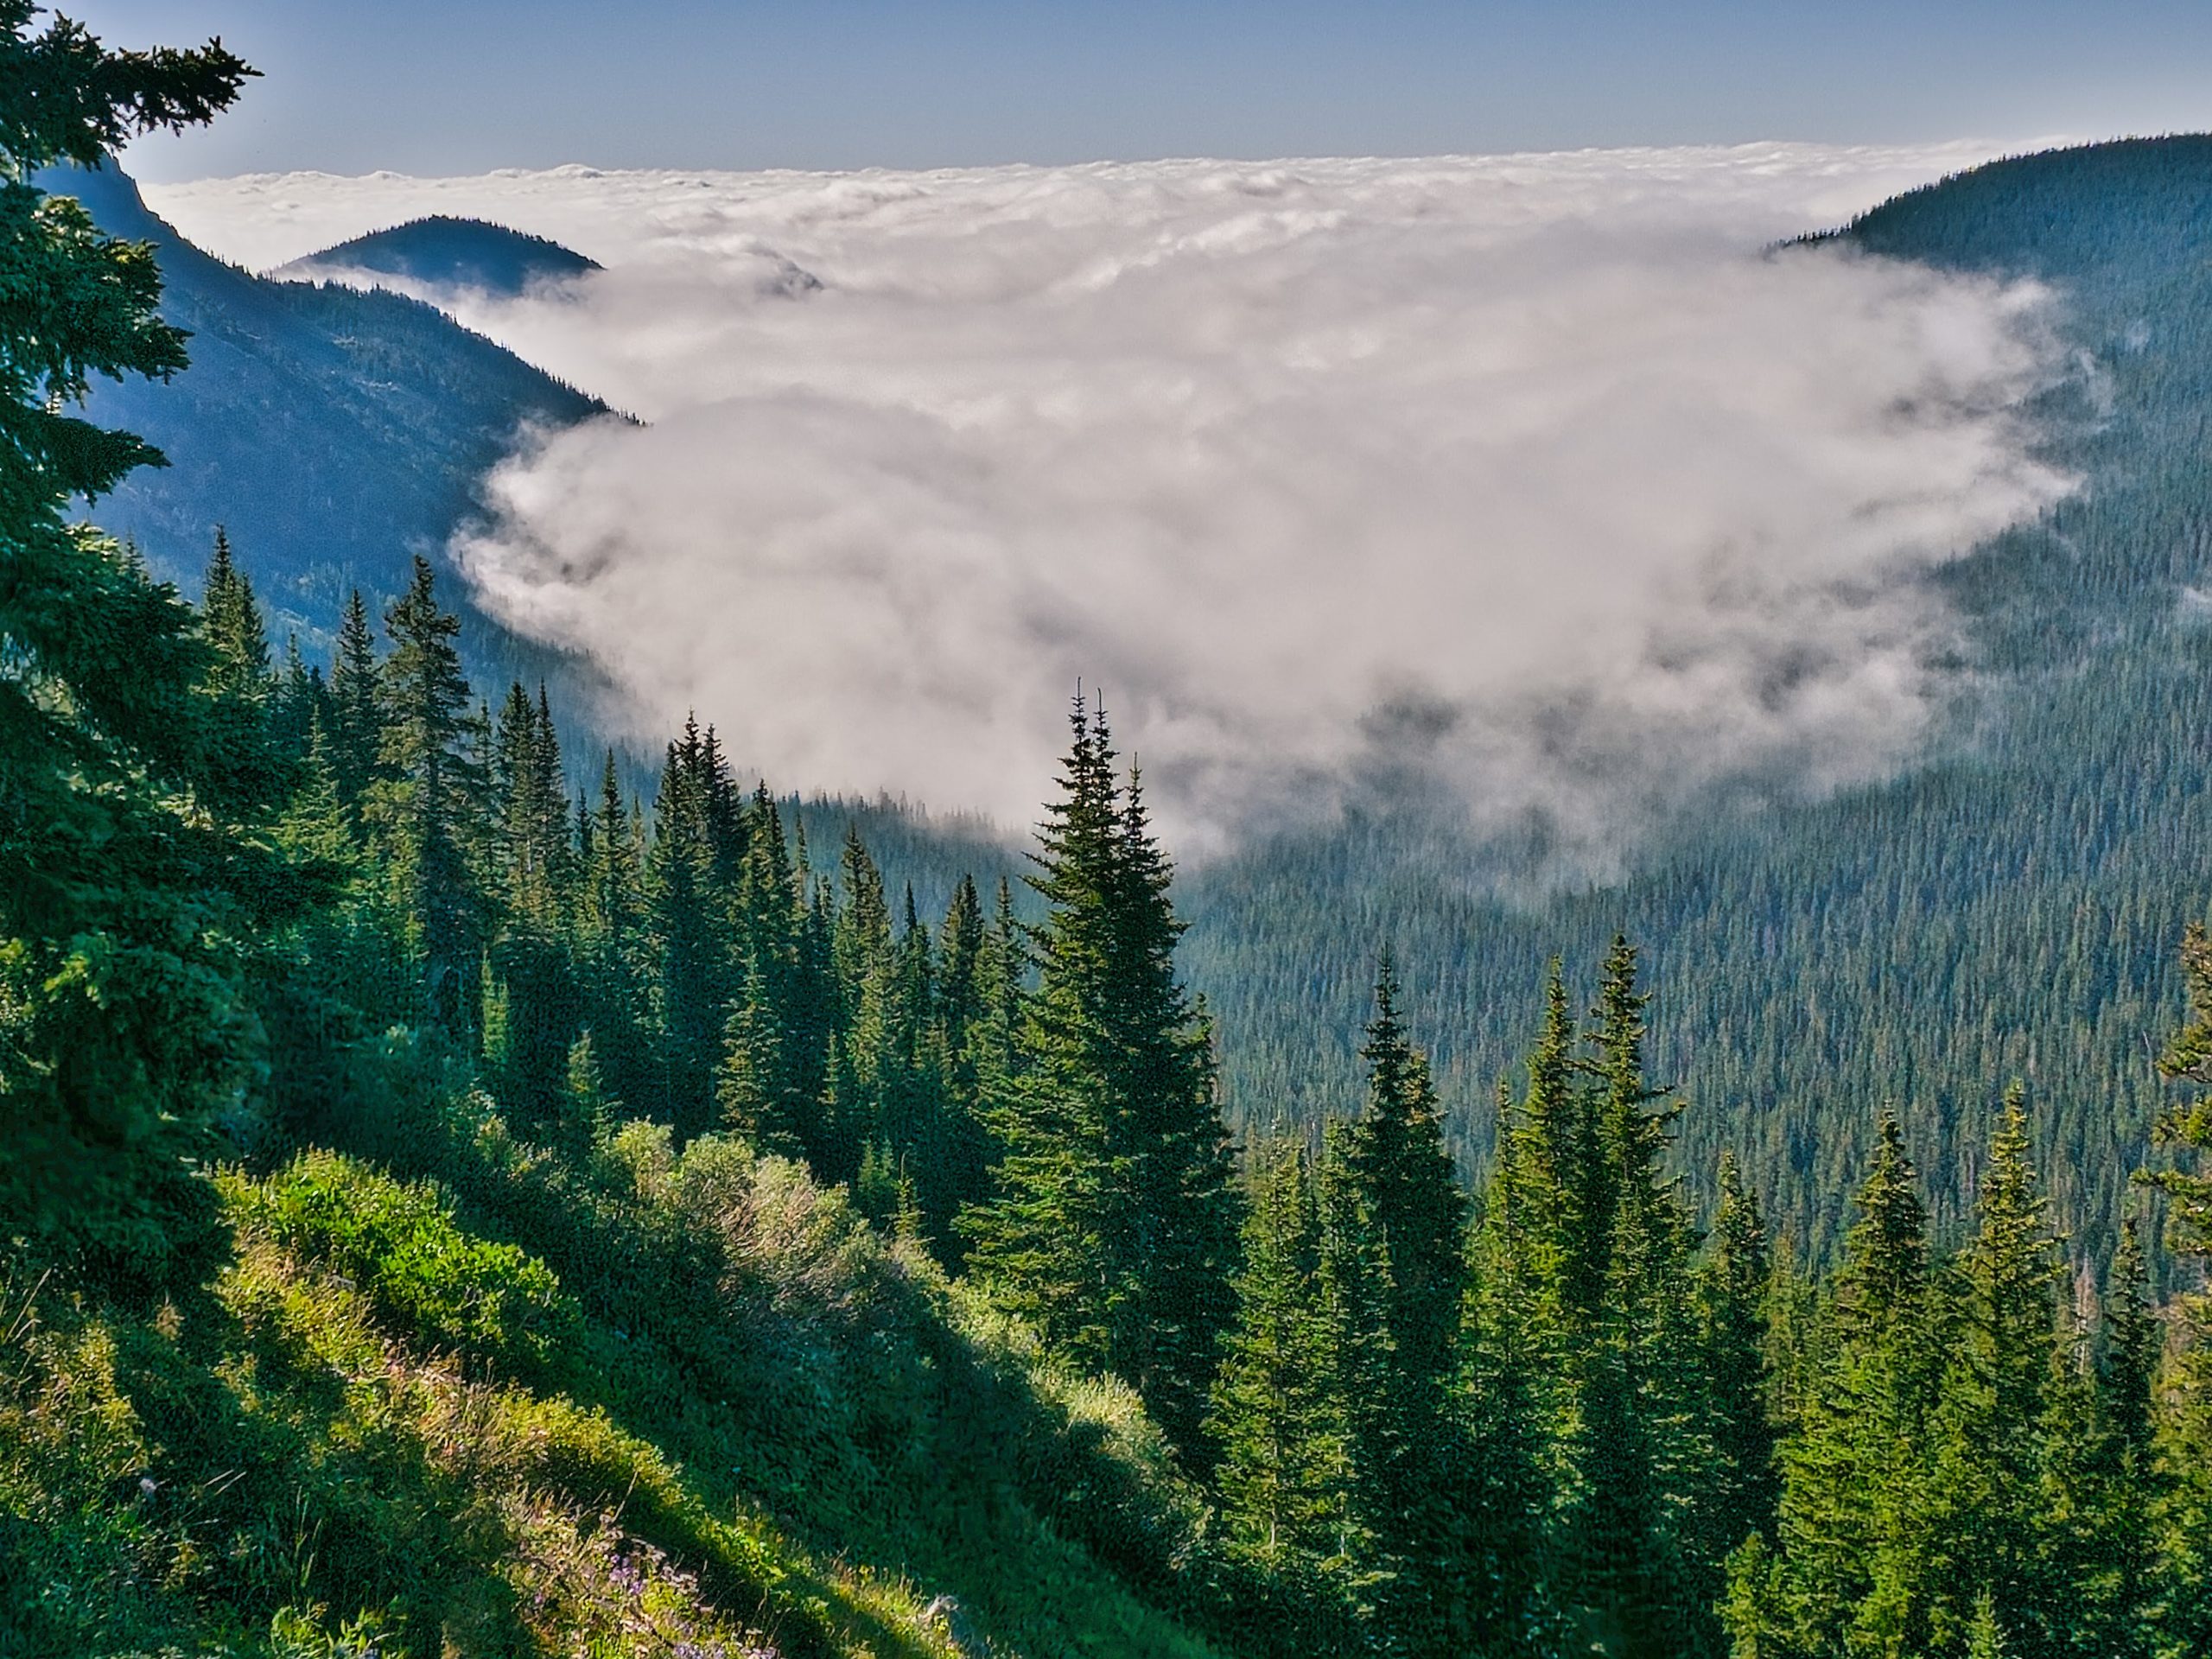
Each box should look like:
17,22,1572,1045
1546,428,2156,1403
152,145,2074,864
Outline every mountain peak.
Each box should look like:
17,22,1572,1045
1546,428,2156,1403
277,214,601,298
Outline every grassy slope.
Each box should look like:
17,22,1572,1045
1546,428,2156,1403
2,1082,1230,1658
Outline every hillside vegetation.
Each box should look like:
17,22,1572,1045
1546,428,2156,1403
9,16,2212,1659
42,162,607,658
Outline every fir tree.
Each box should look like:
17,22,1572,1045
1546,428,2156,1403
578,751,652,1112
1518,961,1602,1322
484,682,579,1122
1923,1088,2066,1656
1336,954,1483,1655
932,874,995,1234
0,10,256,1279
647,717,735,1135
361,556,482,1032
328,586,381,810
276,709,359,870
1696,1153,1779,1570
1208,1142,1350,1586
200,526,268,694
1730,1115,1943,1659
268,634,324,766
1575,936,1715,1659
963,696,1239,1462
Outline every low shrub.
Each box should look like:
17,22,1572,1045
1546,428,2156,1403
228,1152,577,1376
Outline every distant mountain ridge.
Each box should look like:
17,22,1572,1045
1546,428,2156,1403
41,162,608,661
276,213,601,297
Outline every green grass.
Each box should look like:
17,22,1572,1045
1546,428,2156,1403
0,1109,1237,1658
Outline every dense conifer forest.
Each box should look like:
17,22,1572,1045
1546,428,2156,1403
6,11,2212,1658
1184,138,2212,1268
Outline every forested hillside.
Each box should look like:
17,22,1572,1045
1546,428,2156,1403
1185,136,2212,1263
10,14,2212,1656
43,162,607,661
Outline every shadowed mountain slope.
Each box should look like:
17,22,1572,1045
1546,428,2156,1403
43,162,607,652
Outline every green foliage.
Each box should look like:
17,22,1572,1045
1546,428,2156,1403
0,3,266,1291
10,54,2212,1657
1206,1141,1353,1601
230,1152,577,1376
962,697,1241,1462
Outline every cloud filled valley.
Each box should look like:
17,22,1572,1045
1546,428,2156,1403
151,143,2073,862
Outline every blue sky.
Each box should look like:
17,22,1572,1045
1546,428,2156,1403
81,0,2212,180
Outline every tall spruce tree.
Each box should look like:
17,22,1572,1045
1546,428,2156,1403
578,751,652,1113
361,556,482,1033
1696,1153,1779,1573
1207,1141,1351,1586
647,718,735,1135
327,586,381,811
199,527,267,690
720,785,816,1160
1923,1089,2067,1656
1573,937,1717,1659
1332,955,1491,1655
196,526,285,805
1728,1115,1944,1659
485,682,577,1122
963,696,1239,1461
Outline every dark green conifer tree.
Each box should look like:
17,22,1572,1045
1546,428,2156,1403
276,709,358,870
485,682,577,1122
361,556,483,1033
200,526,268,693
1325,955,1475,1648
1727,1115,1944,1659
931,874,996,1234
647,717,735,1135
327,586,381,811
2037,1208,2160,1659
1518,961,1603,1321
196,527,289,805
1207,1141,1351,1590
268,634,324,766
720,785,815,1160
826,824,895,1183
1696,1153,1779,1571
1456,1105,1562,1659
963,696,1239,1462
577,751,652,1113
0,4,256,1279
1923,1089,2067,1656
1573,937,1717,1659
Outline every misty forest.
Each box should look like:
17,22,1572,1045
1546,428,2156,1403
10,12,2212,1659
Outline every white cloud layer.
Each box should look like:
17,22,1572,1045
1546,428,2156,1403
150,144,2074,862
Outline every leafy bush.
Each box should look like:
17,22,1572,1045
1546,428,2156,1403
230,1152,576,1376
